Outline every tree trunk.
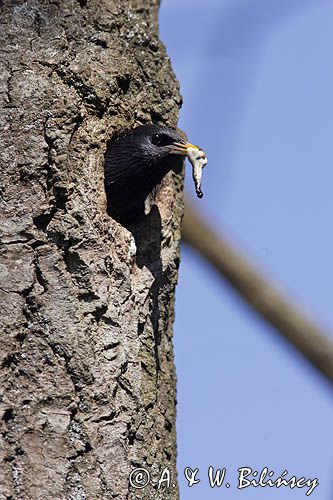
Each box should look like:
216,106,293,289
0,1,183,498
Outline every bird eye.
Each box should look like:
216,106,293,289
151,133,173,147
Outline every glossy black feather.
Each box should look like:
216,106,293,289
104,124,184,224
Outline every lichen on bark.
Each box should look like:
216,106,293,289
0,1,183,498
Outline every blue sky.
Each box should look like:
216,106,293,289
160,1,333,498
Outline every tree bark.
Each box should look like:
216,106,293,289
0,1,183,498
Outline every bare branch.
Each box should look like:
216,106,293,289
182,201,333,385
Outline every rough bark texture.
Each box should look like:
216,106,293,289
0,1,183,498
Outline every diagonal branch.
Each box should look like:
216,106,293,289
182,201,333,385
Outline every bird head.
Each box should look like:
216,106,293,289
104,124,207,224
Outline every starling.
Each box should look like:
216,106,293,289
104,124,207,224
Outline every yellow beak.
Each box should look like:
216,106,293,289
169,142,202,156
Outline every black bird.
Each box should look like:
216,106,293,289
104,124,201,224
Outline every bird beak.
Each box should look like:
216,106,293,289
169,142,202,156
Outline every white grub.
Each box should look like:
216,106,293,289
186,147,208,198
